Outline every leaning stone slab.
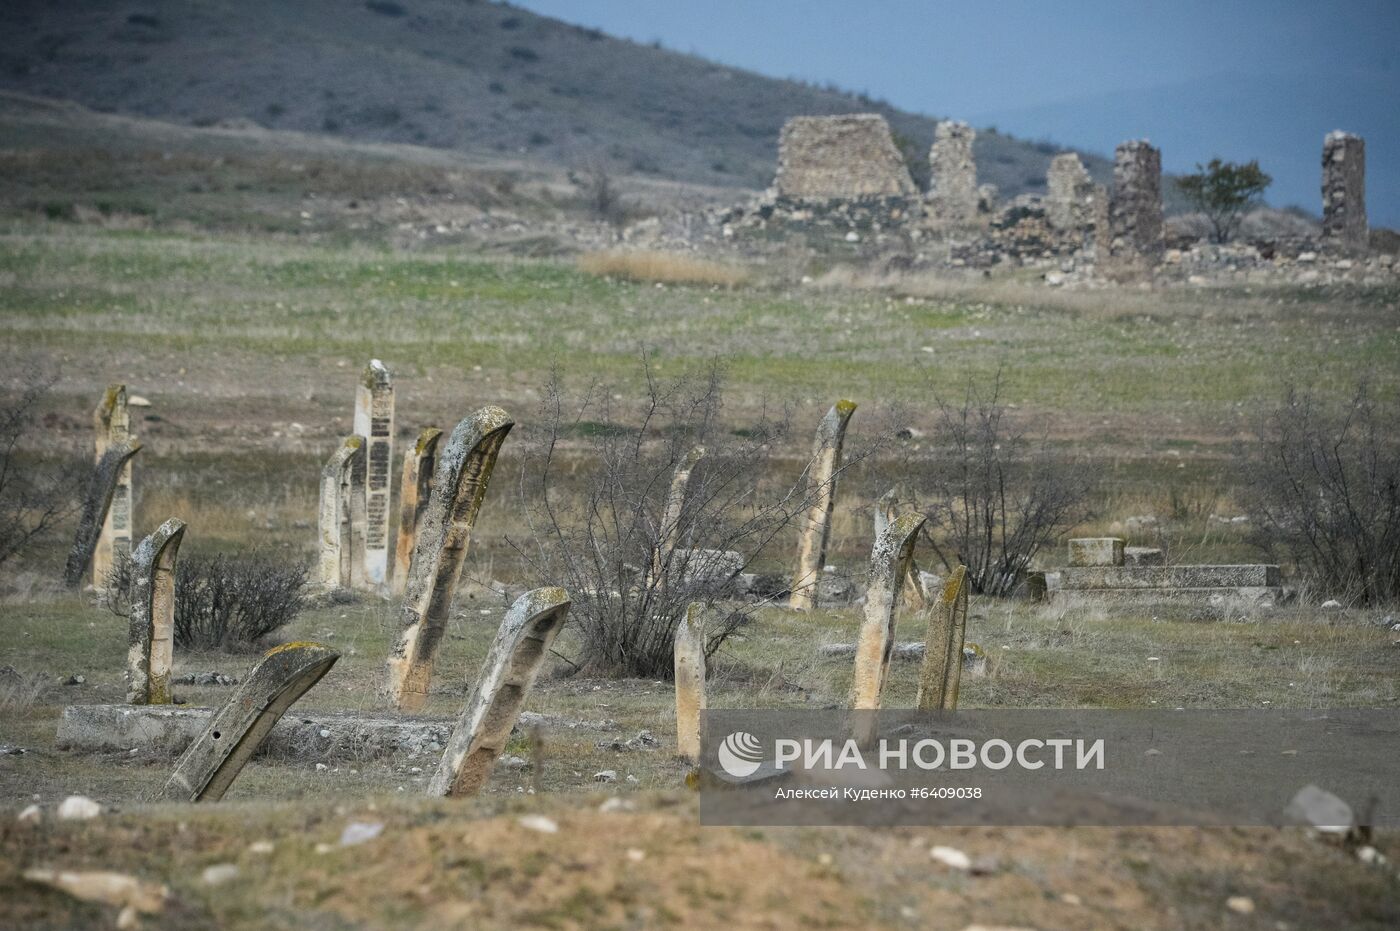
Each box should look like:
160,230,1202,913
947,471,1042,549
674,604,706,764
654,445,705,580
392,427,443,596
428,588,571,797
65,440,142,588
126,518,186,705
162,642,339,801
316,436,365,590
849,513,925,749
387,406,513,711
353,360,395,588
789,400,857,611
1067,537,1125,567
874,487,926,609
916,565,969,712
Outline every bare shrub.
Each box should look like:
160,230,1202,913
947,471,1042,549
513,361,873,679
106,550,310,650
1239,380,1400,605
0,371,80,570
918,374,1094,596
577,250,749,288
569,161,630,229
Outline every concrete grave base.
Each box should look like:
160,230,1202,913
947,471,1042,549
57,705,614,761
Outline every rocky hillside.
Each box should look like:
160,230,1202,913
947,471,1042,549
0,0,1112,198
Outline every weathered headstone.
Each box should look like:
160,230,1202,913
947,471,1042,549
674,603,706,764
849,513,925,748
427,588,571,796
1109,140,1164,270
1321,131,1367,252
92,386,136,588
126,519,186,705
654,445,705,580
775,114,916,200
1068,537,1125,567
926,121,978,226
386,406,513,711
392,427,443,596
874,487,926,610
162,642,340,802
316,436,365,591
353,360,395,588
916,565,969,711
65,440,142,588
789,400,857,611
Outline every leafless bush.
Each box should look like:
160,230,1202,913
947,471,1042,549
0,371,80,570
106,550,310,650
918,374,1094,596
569,161,630,229
513,361,875,679
1239,380,1400,605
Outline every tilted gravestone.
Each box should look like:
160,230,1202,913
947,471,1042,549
789,401,857,611
428,588,571,796
163,642,339,802
654,444,705,580
915,565,969,712
674,603,706,764
65,440,142,588
392,427,443,596
316,436,365,591
849,513,925,749
126,518,186,705
386,406,513,711
874,487,927,610
92,385,137,589
353,360,395,589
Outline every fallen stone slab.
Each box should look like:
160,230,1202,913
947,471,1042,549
1055,565,1280,590
57,705,616,761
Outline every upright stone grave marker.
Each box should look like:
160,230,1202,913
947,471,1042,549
393,427,443,596
874,487,926,610
849,513,925,749
65,440,142,588
353,361,395,588
674,603,706,764
428,588,571,796
126,518,186,705
654,445,705,580
316,436,365,591
915,565,969,712
386,406,513,711
92,385,136,588
162,642,339,802
789,400,857,611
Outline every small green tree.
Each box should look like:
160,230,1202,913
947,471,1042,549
1175,158,1272,243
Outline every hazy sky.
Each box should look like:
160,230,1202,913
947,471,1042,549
514,0,1399,222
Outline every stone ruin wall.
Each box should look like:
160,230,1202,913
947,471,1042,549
1321,131,1367,252
1108,140,1164,268
774,114,916,201
926,121,978,226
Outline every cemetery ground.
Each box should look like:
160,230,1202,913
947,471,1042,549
2,216,1399,927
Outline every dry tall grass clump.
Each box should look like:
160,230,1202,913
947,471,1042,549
578,250,749,287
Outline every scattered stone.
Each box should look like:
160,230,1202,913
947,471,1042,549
22,869,168,924
200,863,240,886
57,795,102,820
1321,599,1343,609
17,803,41,824
338,820,384,846
518,814,559,834
594,770,618,783
501,755,528,770
66,674,86,686
1060,893,1082,906
1226,895,1256,915
247,840,274,855
930,845,972,870
1284,784,1353,835
174,672,238,686
598,796,635,813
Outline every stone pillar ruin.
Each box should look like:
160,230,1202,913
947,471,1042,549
65,440,142,588
162,642,340,802
775,114,916,200
915,565,969,712
673,603,706,764
926,121,979,226
1046,152,1096,233
126,518,186,705
788,401,857,611
1108,140,1164,270
316,436,365,591
353,360,395,588
386,406,513,711
654,445,705,580
92,385,136,588
392,427,443,597
1321,131,1367,252
849,513,925,749
428,588,571,796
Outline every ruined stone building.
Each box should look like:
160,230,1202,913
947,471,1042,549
774,114,916,200
1108,140,1164,269
1321,131,1367,252
926,121,978,226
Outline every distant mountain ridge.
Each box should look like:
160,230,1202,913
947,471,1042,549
0,0,1114,199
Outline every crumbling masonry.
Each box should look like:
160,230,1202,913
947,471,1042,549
926,121,978,226
775,114,915,200
1109,140,1163,269
1321,131,1367,252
